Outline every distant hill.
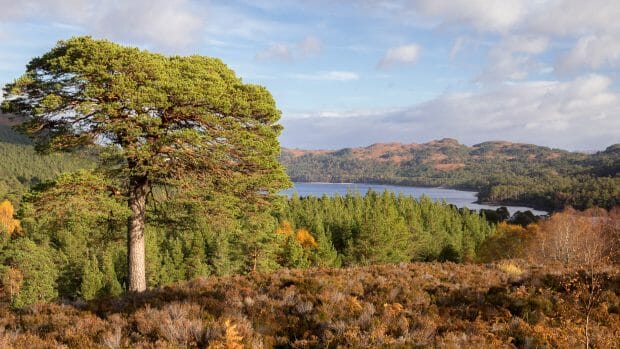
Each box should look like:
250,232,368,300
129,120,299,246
280,139,620,210
0,121,94,202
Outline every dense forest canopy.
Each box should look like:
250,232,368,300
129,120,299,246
281,138,620,210
0,174,497,307
0,124,93,203
0,187,618,345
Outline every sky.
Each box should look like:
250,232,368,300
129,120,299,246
0,0,619,151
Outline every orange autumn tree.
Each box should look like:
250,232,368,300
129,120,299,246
276,220,317,248
276,220,318,268
295,228,318,249
0,200,20,235
477,221,538,262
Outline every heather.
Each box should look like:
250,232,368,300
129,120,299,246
0,262,618,348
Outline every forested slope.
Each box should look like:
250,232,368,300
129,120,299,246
281,138,620,210
0,124,93,202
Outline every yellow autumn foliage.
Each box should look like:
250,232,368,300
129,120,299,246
276,220,294,236
497,261,523,277
477,222,538,262
276,221,318,248
295,228,317,249
208,319,243,349
0,200,20,234
497,221,527,235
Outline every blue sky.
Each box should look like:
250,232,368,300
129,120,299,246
1,0,619,150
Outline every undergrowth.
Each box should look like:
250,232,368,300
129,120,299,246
0,262,618,348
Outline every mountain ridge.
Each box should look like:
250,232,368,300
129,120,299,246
282,138,601,163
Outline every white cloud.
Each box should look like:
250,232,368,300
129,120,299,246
256,35,323,62
290,71,359,81
479,36,549,82
255,43,293,61
557,35,620,72
413,0,526,32
525,0,620,37
378,43,420,69
281,74,620,150
0,0,88,21
298,35,323,56
94,0,204,51
523,0,620,73
350,0,620,73
287,108,394,119
354,0,619,36
404,75,618,136
420,0,620,73
479,52,533,82
500,36,548,54
0,0,206,51
449,36,467,60
203,3,292,42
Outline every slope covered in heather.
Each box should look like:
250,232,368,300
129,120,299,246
0,262,617,348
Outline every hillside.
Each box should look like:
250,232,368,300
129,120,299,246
0,123,94,202
3,114,618,212
280,139,620,210
0,262,617,348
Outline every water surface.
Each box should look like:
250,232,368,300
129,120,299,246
281,182,548,216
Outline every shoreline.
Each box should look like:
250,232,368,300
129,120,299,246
284,181,549,215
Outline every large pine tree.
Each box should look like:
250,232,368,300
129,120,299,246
2,37,290,292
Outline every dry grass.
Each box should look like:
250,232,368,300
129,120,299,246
496,261,524,277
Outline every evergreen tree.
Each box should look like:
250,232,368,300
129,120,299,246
3,36,290,292
312,228,341,268
344,190,411,265
438,244,461,263
159,238,186,285
101,250,123,297
241,214,281,273
207,230,242,276
80,254,104,301
280,236,310,269
185,233,210,279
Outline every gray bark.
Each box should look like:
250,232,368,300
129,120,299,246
127,175,148,292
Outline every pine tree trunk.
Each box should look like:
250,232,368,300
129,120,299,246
127,175,148,292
